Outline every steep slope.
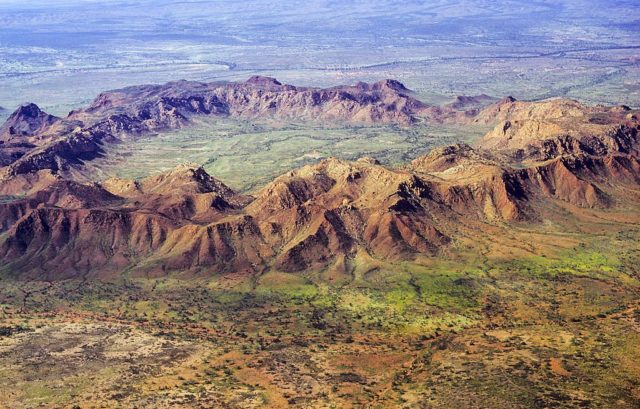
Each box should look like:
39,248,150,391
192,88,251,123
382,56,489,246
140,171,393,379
0,104,64,167
103,164,252,222
473,98,640,207
0,180,123,232
410,143,618,217
0,102,102,181
245,157,452,270
0,161,452,277
0,128,111,182
0,165,263,278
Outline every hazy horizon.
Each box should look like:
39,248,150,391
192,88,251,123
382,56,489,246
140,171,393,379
0,0,638,117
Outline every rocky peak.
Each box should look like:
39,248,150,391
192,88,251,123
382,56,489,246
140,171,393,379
245,76,285,89
13,103,45,119
375,79,409,92
138,164,237,196
448,94,496,110
356,156,381,165
410,143,494,174
353,79,409,93
412,143,478,165
0,103,60,138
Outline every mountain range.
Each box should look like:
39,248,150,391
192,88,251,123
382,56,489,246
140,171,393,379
0,77,638,279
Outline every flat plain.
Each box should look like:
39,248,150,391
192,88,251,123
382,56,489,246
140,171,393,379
86,119,485,192
2,224,639,408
